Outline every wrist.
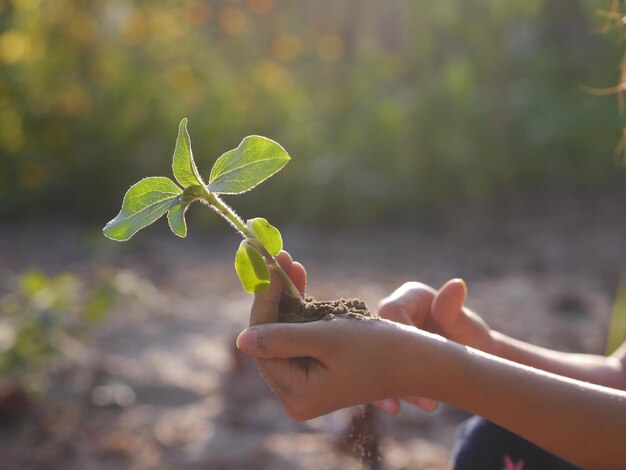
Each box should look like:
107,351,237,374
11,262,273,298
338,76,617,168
396,325,464,401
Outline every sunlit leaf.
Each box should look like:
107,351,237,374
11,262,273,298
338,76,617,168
167,203,187,238
247,217,282,256
172,118,205,189
166,184,207,238
208,135,290,194
103,177,182,241
235,240,270,294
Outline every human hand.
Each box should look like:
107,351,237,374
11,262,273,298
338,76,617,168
237,315,427,421
379,280,492,351
374,279,493,413
239,251,432,420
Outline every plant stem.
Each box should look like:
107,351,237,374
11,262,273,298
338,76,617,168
202,190,304,303
204,190,250,236
247,238,303,301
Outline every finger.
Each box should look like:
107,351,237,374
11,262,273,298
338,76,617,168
431,279,467,333
372,398,401,415
290,261,307,294
378,282,436,326
250,252,294,326
402,396,439,412
275,251,294,271
236,323,327,359
378,298,412,324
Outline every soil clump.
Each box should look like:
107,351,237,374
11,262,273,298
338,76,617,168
278,295,377,323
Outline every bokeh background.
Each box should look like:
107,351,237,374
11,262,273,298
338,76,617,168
1,1,625,468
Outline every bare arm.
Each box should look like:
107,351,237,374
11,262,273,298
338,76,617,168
240,320,626,470
379,280,626,390
241,255,626,469
490,330,626,390
410,332,626,470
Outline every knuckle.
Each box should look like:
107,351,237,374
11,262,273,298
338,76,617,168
256,328,285,355
378,301,409,323
256,331,269,353
377,300,400,318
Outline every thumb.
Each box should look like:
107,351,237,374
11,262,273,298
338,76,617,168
250,251,294,326
431,279,467,333
236,323,321,359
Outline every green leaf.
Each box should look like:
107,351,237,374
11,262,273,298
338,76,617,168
166,185,206,238
235,240,270,294
103,177,182,241
247,217,283,256
167,204,187,238
172,118,204,189
208,135,290,194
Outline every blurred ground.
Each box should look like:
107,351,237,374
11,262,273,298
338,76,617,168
0,187,625,469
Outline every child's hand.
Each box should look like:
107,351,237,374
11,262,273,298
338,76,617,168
237,316,421,421
378,280,493,352
240,251,423,420
237,252,432,420
374,280,493,414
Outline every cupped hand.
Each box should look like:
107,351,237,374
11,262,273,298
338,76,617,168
238,314,422,421
239,251,424,420
237,318,424,421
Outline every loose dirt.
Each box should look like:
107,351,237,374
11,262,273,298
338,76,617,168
278,295,375,323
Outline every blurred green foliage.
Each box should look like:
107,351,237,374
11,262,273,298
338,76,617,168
0,0,623,225
0,269,120,391
606,273,626,355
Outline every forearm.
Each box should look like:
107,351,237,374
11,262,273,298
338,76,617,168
489,331,626,390
405,332,626,470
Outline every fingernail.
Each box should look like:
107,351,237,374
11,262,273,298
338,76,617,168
236,329,257,351
453,278,467,290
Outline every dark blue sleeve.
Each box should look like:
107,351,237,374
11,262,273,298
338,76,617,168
451,416,582,470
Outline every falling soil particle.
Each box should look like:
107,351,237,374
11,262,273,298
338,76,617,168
338,404,382,469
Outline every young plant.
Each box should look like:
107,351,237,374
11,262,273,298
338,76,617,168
103,118,303,302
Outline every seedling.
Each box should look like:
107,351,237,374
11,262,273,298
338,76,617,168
103,118,303,303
